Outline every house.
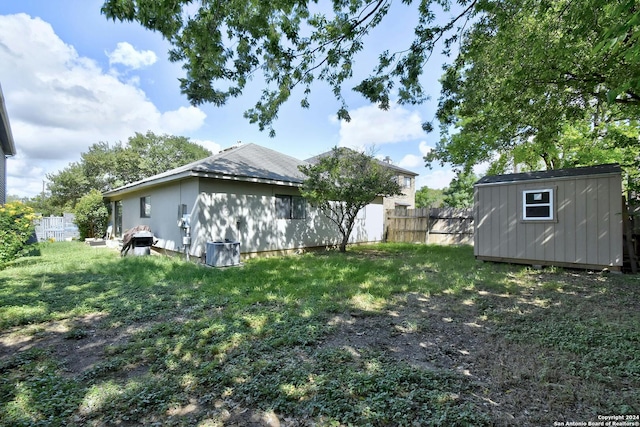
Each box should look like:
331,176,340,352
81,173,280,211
0,84,16,205
103,143,395,260
473,164,624,270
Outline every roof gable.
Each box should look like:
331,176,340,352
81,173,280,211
475,163,622,185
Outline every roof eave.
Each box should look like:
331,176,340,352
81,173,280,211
0,86,16,157
103,170,304,199
103,171,194,198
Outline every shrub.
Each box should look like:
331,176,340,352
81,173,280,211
0,202,37,266
74,190,109,240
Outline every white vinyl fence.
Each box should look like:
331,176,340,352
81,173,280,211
34,213,79,242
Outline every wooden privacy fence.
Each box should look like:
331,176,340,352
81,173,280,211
385,207,474,245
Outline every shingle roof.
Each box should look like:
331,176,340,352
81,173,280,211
475,163,622,185
104,143,308,196
176,142,307,182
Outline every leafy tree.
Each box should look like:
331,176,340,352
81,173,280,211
101,0,478,136
101,0,640,138
299,147,402,252
23,194,61,217
0,202,37,267
415,186,445,208
595,1,640,104
429,0,640,186
8,194,63,217
126,131,213,181
74,190,109,240
80,141,124,192
47,163,90,211
442,171,476,208
47,131,212,209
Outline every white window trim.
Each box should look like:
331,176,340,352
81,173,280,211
522,189,554,221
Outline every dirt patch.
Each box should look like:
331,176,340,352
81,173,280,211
321,293,488,373
0,313,140,376
315,287,625,427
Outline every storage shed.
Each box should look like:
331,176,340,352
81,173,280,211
474,164,624,270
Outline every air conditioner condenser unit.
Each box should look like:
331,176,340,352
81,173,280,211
205,241,240,267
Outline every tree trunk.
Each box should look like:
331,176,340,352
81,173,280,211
339,216,356,252
339,235,348,252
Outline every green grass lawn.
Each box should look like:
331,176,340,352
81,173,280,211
0,242,638,426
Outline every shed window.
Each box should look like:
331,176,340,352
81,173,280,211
522,189,553,220
275,195,306,219
140,196,151,218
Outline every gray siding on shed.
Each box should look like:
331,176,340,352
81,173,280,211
474,170,623,269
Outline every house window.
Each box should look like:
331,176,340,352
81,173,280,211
140,196,151,218
403,176,412,188
522,189,553,220
275,195,306,219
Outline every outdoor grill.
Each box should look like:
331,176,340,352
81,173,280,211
131,230,154,256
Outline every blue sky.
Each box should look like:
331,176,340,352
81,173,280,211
1,0,463,198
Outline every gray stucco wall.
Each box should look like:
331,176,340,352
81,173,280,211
112,176,384,258
115,178,199,252
190,179,382,257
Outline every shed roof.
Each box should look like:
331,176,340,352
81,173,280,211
0,84,16,157
104,143,308,197
475,163,621,186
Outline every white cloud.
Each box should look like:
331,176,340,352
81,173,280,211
335,103,425,149
398,154,422,168
415,169,456,190
161,106,207,134
419,140,433,156
473,161,490,177
0,14,207,198
397,140,434,169
192,139,222,155
107,41,157,69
